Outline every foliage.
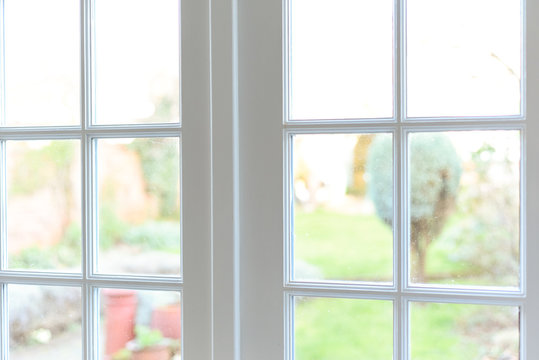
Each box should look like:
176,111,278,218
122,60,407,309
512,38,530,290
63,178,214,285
435,141,520,285
10,222,81,270
367,133,461,223
124,221,181,252
112,348,131,360
364,134,393,223
10,141,75,196
128,138,180,219
367,133,462,281
10,247,55,269
134,325,164,349
99,205,129,250
56,223,82,267
347,134,374,196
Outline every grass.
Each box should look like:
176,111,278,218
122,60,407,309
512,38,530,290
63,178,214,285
295,297,393,360
294,208,474,282
294,295,518,360
294,209,392,281
293,208,519,359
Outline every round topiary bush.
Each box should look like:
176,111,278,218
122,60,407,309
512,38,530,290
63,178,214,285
367,133,462,282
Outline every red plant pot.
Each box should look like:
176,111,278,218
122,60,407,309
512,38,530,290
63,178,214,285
151,304,181,340
103,289,138,356
131,345,170,360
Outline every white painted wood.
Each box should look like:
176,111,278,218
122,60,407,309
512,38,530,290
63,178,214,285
238,0,284,357
210,0,241,357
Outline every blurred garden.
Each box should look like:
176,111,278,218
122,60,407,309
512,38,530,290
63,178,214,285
6,137,181,275
6,138,181,359
293,131,520,359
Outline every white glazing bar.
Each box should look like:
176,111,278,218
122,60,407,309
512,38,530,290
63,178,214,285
396,124,404,360
84,135,95,278
283,118,526,131
0,0,5,127
86,285,98,360
81,1,91,358
0,284,8,360
399,296,408,360
0,140,5,271
392,9,403,360
283,133,293,286
82,284,90,360
284,294,293,360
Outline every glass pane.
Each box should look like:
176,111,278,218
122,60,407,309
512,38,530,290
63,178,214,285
7,140,81,272
294,297,393,359
95,0,180,124
289,0,393,120
408,131,520,288
99,289,181,360
4,0,80,126
97,137,181,276
411,302,520,359
9,285,82,359
293,133,393,283
407,0,521,118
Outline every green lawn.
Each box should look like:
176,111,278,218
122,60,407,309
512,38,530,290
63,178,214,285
294,208,474,282
294,209,392,281
295,295,518,360
293,208,519,359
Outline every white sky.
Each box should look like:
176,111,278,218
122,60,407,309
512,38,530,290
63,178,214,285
4,0,179,126
290,0,521,120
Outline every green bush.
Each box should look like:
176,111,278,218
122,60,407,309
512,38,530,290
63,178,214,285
124,221,180,252
10,141,76,196
128,138,180,219
367,133,461,281
99,205,128,250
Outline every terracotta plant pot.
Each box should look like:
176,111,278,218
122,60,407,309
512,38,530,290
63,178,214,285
151,304,181,340
103,289,138,356
131,345,170,360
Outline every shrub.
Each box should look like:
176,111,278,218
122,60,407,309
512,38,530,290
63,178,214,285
367,133,461,281
124,221,181,252
128,138,180,219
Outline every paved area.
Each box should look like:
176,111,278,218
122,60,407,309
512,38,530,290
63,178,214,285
11,327,81,360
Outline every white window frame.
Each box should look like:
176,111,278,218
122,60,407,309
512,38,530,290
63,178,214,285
237,0,539,359
0,0,213,359
1,0,538,359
